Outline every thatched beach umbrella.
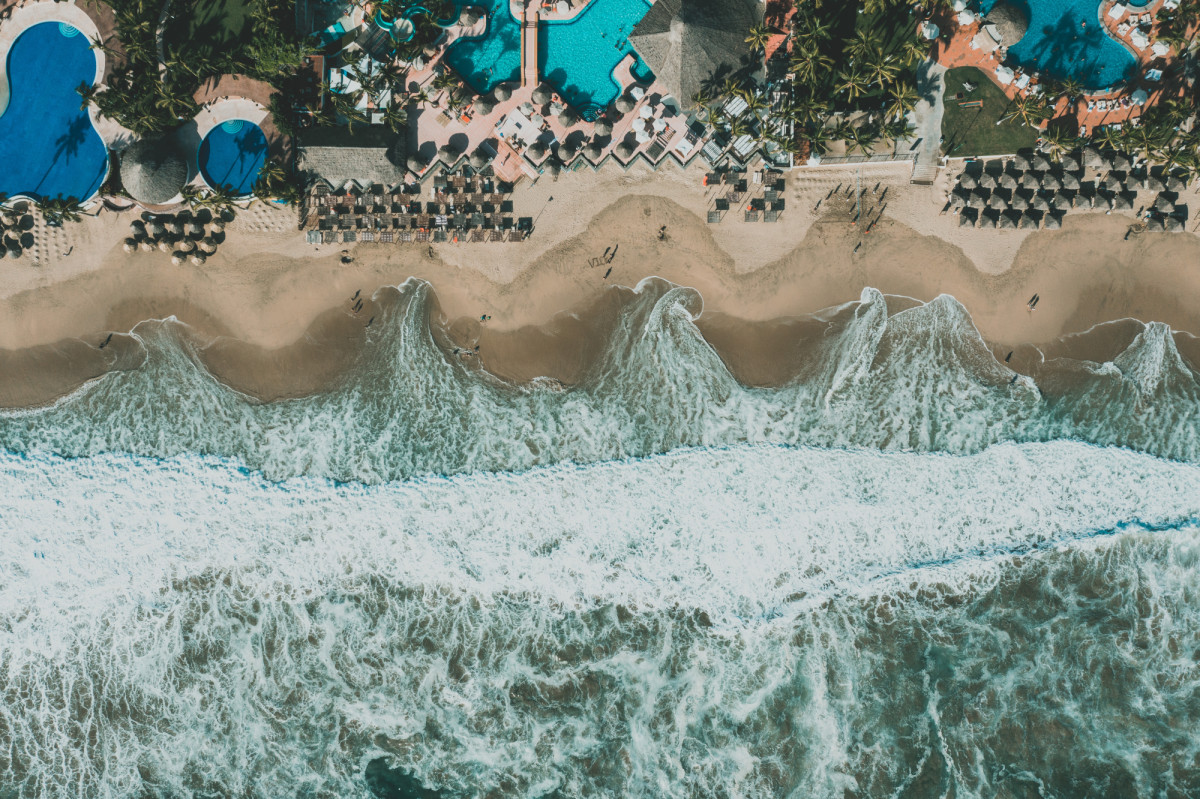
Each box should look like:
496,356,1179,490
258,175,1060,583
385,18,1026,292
968,190,988,208
1167,176,1187,192
171,253,184,265
1031,154,1051,171
527,142,547,161
1166,216,1185,232
1111,153,1132,171
475,98,495,116
584,143,603,161
616,141,635,159
1000,173,1018,190
558,142,579,162
190,252,207,265
1073,193,1092,208
984,0,1029,45
958,172,977,190
1144,176,1166,192
469,150,488,170
200,237,218,254
493,84,512,102
1094,194,1113,209
999,212,1018,229
148,220,165,238
1042,174,1062,191
1009,193,1029,210
1042,212,1062,229
123,237,137,253
459,7,480,25
1010,154,1030,171
1112,193,1133,210
1053,192,1073,211
1019,213,1039,229
209,220,224,234
959,211,975,227
987,194,1008,210
979,173,997,189
1021,173,1040,190
187,221,205,238
1030,195,1050,211
950,190,967,207
129,220,146,236
614,94,634,113
532,85,552,106
1060,154,1081,171
1103,175,1123,193
407,156,427,175
1123,176,1142,193
1146,217,1165,231
120,138,188,207
1154,195,1175,213
1060,172,1080,190
979,213,998,229
438,145,459,164
593,118,613,137
156,239,172,252
178,238,196,253
558,107,580,127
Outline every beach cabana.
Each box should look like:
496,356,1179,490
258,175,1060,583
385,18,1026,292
119,138,187,207
627,0,764,109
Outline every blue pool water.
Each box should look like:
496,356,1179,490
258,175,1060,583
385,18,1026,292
541,0,654,115
443,0,522,95
445,0,654,114
197,119,268,197
979,0,1137,89
0,22,108,201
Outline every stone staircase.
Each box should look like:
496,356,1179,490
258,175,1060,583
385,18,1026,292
911,162,939,185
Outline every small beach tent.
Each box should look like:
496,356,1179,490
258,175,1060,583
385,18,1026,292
994,65,1016,85
628,0,764,109
1108,2,1127,20
1130,88,1150,106
119,138,188,207
984,1,1029,46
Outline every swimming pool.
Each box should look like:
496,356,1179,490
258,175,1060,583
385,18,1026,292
541,0,654,115
0,21,108,202
443,0,522,95
979,0,1137,89
197,119,268,197
444,0,654,114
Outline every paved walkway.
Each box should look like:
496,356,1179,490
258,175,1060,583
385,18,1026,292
909,58,946,172
521,1,539,87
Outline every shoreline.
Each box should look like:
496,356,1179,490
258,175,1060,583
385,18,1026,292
2,164,1199,407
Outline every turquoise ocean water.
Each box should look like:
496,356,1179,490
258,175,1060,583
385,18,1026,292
2,279,1200,797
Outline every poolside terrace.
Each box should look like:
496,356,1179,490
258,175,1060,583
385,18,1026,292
934,0,1194,139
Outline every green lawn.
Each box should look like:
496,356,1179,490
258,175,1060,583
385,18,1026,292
941,67,1038,158
163,0,255,64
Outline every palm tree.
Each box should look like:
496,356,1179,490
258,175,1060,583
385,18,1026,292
885,80,918,121
37,196,84,226
845,123,876,154
999,96,1050,128
864,51,900,88
1041,126,1081,161
900,39,931,66
827,118,855,144
76,82,98,111
745,23,772,54
790,44,833,87
847,29,883,61
838,68,871,99
383,103,408,133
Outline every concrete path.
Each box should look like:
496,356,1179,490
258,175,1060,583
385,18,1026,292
907,58,947,181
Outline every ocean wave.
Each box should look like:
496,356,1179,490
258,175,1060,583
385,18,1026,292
3,442,1200,796
2,280,1200,482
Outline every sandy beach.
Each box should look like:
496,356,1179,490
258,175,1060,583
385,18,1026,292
1,158,1199,406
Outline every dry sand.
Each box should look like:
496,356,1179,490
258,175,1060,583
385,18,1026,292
1,158,1198,406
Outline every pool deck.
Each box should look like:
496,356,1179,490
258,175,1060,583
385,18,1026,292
933,0,1192,137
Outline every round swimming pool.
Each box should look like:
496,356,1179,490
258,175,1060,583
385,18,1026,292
0,21,109,201
197,119,268,197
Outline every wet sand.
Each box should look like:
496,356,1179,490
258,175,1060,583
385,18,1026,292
1,165,1199,407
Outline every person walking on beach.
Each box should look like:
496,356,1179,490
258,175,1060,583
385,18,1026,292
604,266,613,279
608,244,618,263
603,246,611,260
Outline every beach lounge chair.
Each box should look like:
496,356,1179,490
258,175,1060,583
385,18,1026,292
745,211,760,222
707,211,721,223
380,231,394,243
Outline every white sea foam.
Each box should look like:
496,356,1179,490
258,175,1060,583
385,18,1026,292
3,442,1200,797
